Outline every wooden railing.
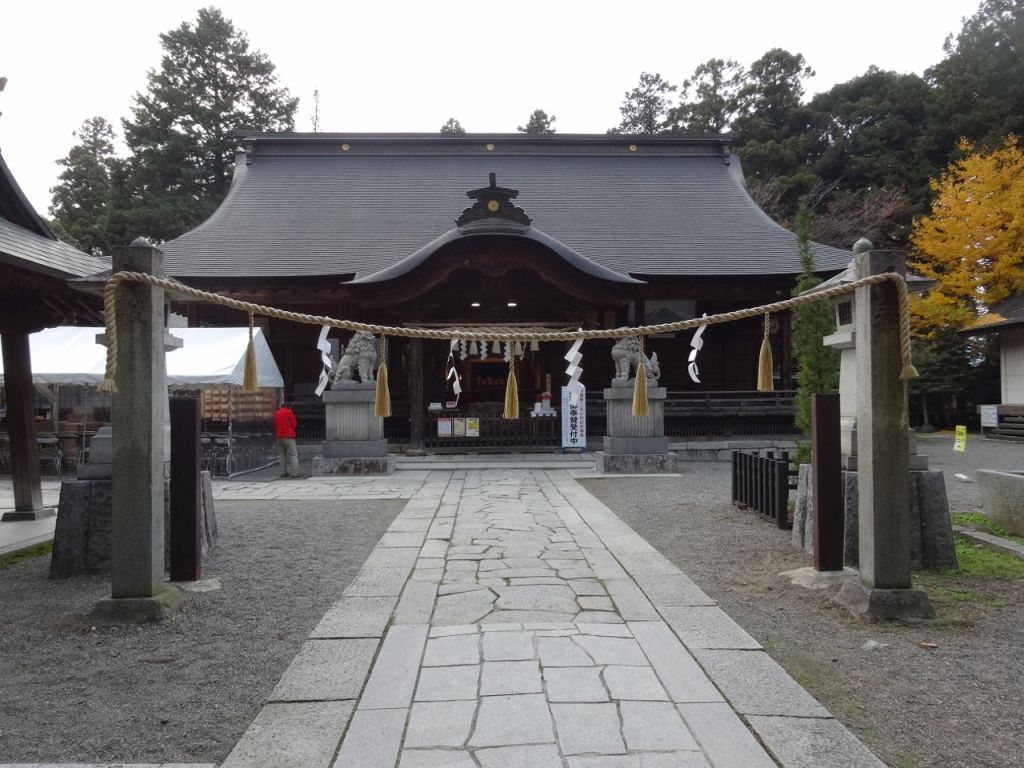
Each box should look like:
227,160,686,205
425,415,560,451
731,449,795,529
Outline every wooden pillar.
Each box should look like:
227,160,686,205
0,330,47,518
408,338,425,452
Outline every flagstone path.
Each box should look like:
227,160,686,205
220,469,885,768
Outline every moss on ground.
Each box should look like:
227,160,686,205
0,541,53,570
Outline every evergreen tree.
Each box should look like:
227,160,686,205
790,204,839,435
731,49,821,220
518,109,556,135
440,118,466,134
48,116,117,255
667,58,744,134
609,72,676,134
120,6,297,242
927,0,1024,150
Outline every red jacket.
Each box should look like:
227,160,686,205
273,406,297,439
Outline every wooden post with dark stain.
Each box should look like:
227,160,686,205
0,330,44,517
408,338,425,453
169,396,201,582
812,392,843,571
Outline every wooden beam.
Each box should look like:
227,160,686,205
0,331,44,515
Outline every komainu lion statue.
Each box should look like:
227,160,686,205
611,336,660,384
330,332,379,385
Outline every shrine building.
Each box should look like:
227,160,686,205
160,132,848,450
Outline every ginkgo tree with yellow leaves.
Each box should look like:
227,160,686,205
910,135,1024,330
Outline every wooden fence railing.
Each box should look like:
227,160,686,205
731,449,795,529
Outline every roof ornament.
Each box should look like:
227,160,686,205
456,172,532,227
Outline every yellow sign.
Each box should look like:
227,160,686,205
954,425,967,452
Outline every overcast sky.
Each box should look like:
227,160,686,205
1,0,981,215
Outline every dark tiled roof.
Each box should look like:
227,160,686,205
161,133,850,280
0,150,108,279
964,294,1024,334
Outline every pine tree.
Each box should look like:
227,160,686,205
518,109,556,135
120,6,297,242
440,118,466,134
791,204,839,435
609,72,676,134
48,116,117,255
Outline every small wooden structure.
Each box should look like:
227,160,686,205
0,150,105,517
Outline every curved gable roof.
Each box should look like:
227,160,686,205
161,133,849,280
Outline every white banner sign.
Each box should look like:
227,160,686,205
980,404,998,428
561,385,586,449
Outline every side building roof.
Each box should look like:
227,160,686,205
161,133,849,281
0,150,107,279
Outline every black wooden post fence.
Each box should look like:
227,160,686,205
731,449,792,529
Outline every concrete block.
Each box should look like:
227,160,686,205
359,624,428,709
220,701,354,768
321,438,388,458
659,606,762,650
603,436,669,454
310,595,397,638
405,700,477,747
470,693,555,747
834,579,936,621
90,588,182,624
312,455,395,475
597,452,678,474
977,469,1024,536
627,622,722,703
333,707,407,768
747,715,887,768
269,639,377,701
550,702,624,755
677,702,776,768
692,649,830,717
620,700,698,750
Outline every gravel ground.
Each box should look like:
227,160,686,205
581,436,1024,768
0,498,402,764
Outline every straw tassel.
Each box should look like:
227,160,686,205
756,313,773,392
242,312,258,392
503,353,519,419
632,336,649,417
375,336,392,417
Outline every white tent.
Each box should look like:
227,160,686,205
0,326,284,389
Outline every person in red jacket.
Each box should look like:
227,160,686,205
273,402,300,478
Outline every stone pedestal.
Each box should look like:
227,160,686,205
835,579,936,621
977,470,1024,536
600,381,677,473
792,467,957,571
313,384,393,475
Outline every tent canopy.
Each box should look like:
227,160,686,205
0,326,284,389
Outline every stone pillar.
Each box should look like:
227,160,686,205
836,245,934,620
93,240,181,622
0,330,50,519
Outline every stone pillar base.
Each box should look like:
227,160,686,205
597,451,678,474
312,456,395,476
1,507,56,522
835,579,935,621
91,588,182,624
322,438,388,458
603,436,668,454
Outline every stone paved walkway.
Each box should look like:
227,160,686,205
219,469,885,768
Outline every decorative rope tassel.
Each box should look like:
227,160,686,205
375,336,392,417
242,312,259,392
756,313,774,392
632,336,649,417
503,354,519,419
